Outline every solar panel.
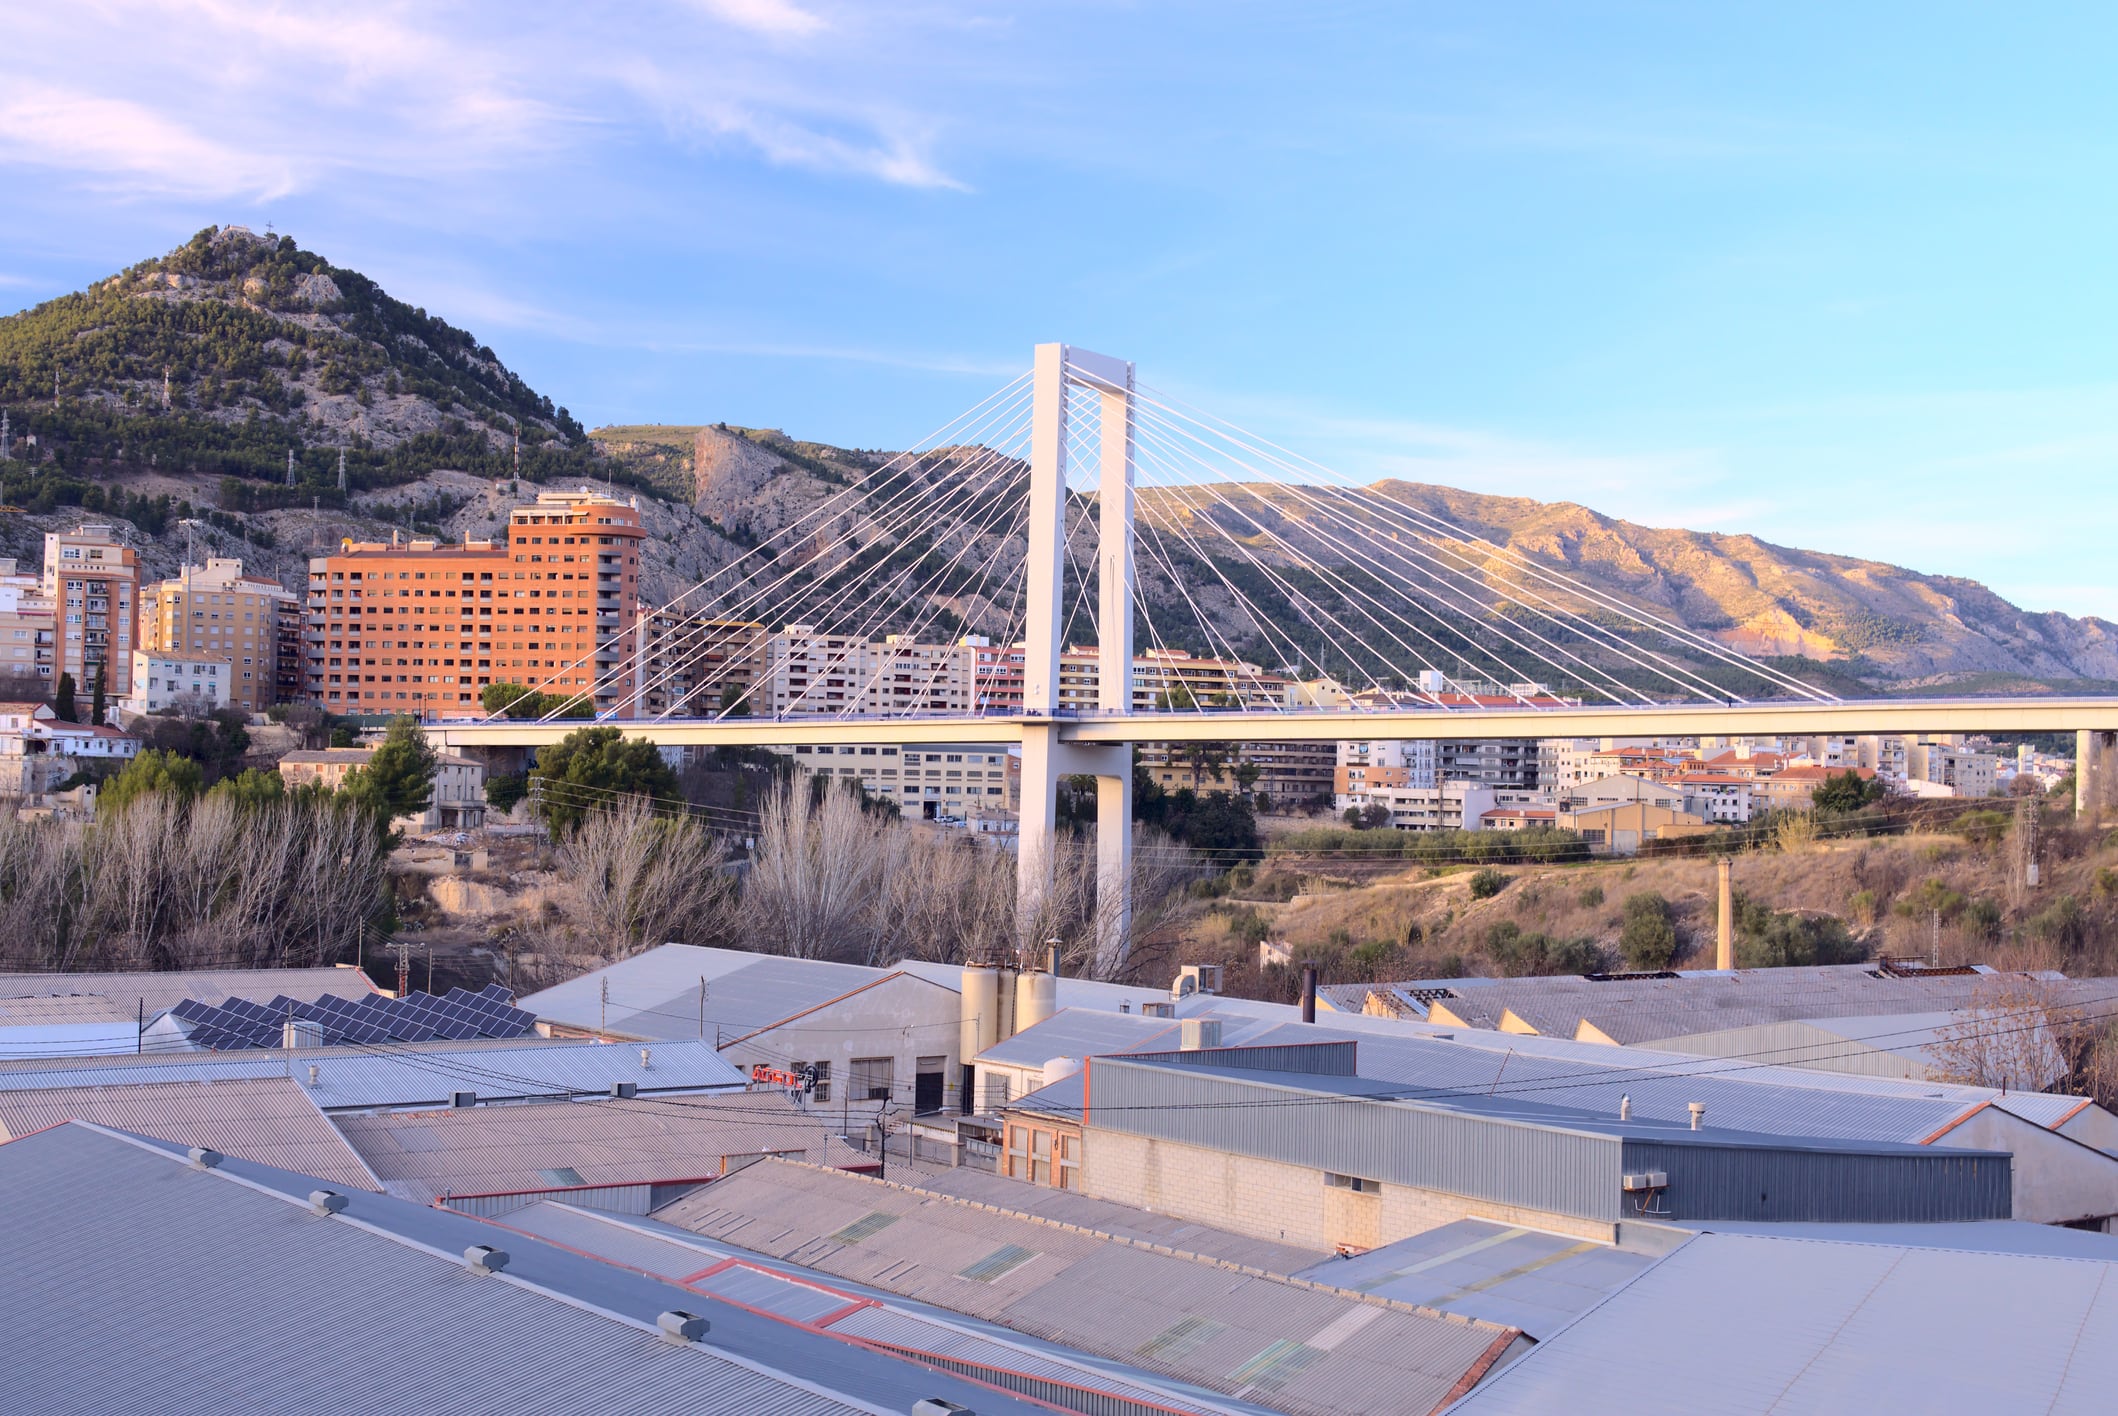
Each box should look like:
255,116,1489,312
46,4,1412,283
477,983,513,1002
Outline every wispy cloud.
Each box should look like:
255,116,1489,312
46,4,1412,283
0,81,297,199
2,1,965,199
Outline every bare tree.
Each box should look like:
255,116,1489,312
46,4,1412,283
561,796,737,959
742,781,889,960
1930,977,2081,1092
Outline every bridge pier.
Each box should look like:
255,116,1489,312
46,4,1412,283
1016,727,1132,969
2079,729,2118,822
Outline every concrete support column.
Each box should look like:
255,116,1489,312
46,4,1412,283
1095,768,1133,976
2078,729,2118,822
1017,724,1063,939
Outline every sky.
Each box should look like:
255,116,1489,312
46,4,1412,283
4,2,2116,616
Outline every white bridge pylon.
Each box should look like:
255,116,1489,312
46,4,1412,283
1019,344,1136,964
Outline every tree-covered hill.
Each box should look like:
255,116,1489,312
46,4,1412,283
0,225,609,505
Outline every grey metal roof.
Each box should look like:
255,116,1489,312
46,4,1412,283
0,1076,379,1191
1358,963,2118,1049
1680,1219,2118,1259
0,995,135,1026
0,1121,1055,1416
1236,1020,1997,1148
500,1199,1278,1416
521,944,903,1042
334,1091,873,1202
1441,1230,2118,1415
0,1036,747,1110
1087,1054,2013,1225
654,1157,1517,1416
906,1165,1330,1269
0,965,376,1019
1291,1219,1657,1338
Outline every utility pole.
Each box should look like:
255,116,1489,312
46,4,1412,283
391,938,411,998
286,449,297,487
162,367,172,409
1,408,10,462
600,976,609,1037
337,446,347,492
698,976,706,1039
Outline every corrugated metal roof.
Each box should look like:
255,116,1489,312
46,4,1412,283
522,945,908,1042
1237,1020,1996,1148
0,995,134,1026
0,1076,378,1191
1361,963,2118,1049
525,945,1176,1046
977,1007,1177,1066
0,1036,747,1109
1681,1219,2118,1259
1293,1220,1656,1338
654,1158,1515,1416
0,966,376,1019
906,1165,1330,1270
0,1122,990,1416
1441,1231,2118,1415
333,1091,873,1202
499,1200,1272,1416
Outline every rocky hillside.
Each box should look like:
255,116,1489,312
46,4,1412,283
0,225,609,496
4,229,2110,695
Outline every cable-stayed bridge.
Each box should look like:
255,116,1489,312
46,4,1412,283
429,345,2118,958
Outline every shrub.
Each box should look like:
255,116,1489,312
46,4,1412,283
2028,895,2084,948
1848,889,1880,928
1949,810,2011,847
1895,877,1968,923
1468,868,1508,900
1618,892,1679,971
1485,920,1603,977
1962,897,2003,942
1733,892,1864,968
1577,884,1605,909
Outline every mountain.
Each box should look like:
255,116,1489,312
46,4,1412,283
3,230,2110,697
0,225,605,498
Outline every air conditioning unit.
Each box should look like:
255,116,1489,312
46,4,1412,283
1621,1171,1668,1192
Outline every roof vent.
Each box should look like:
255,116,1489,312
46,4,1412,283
1179,1018,1223,1051
451,1091,477,1108
1141,1001,1174,1019
464,1246,510,1275
187,1147,223,1170
912,1402,976,1416
306,1064,320,1088
610,1081,638,1099
308,1190,349,1217
1688,1102,1707,1131
640,1048,653,1070
1619,1094,1631,1121
657,1310,709,1344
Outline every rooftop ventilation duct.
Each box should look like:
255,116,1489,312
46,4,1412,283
187,1147,222,1170
640,1048,653,1070
306,1064,320,1088
451,1091,476,1109
1619,1094,1631,1121
609,1081,638,1099
308,1190,348,1217
912,1402,976,1416
282,1018,325,1050
1179,1019,1223,1051
464,1246,509,1275
657,1310,708,1344
1688,1102,1707,1130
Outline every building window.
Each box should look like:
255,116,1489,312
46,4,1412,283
850,1056,894,1102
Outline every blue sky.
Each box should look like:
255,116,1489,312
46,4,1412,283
4,3,2115,616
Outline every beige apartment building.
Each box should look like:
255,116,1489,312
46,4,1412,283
0,560,55,691
42,525,139,699
141,558,297,714
278,747,487,830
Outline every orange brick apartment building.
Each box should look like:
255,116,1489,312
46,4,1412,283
305,489,645,716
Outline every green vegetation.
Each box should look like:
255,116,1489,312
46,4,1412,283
1731,891,1863,968
1618,891,1679,970
0,226,609,493
1812,769,1887,813
530,725,683,838
1271,824,1586,865
53,673,76,724
101,749,205,813
341,716,438,830
1467,867,1509,900
480,682,594,719
485,773,529,813
1485,920,1602,977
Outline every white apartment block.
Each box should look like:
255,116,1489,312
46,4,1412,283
122,651,232,717
766,628,975,717
770,741,1015,819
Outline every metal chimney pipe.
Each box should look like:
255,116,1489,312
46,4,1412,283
1047,938,1063,977
1300,962,1319,1023
1688,1101,1707,1131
